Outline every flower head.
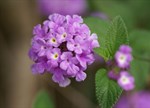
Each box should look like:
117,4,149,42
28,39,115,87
115,45,133,68
29,14,99,87
118,71,134,91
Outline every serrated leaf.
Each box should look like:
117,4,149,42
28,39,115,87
32,91,55,108
105,16,129,60
85,16,129,61
95,69,122,108
84,17,109,60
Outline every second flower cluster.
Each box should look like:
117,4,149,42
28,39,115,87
108,45,134,91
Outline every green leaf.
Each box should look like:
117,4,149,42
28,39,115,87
95,69,122,108
129,30,150,59
105,16,129,60
85,16,129,61
32,91,55,108
130,59,150,90
84,17,110,59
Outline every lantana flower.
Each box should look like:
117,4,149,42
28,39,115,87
118,71,134,91
115,45,133,68
28,14,99,87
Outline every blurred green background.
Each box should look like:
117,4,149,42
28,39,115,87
0,0,150,108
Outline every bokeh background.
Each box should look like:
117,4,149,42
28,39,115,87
0,0,150,108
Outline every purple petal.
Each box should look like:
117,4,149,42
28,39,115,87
52,72,64,83
67,42,74,51
36,38,46,45
74,47,82,54
52,48,61,54
73,15,83,23
33,24,42,35
47,60,58,68
59,78,71,87
31,63,45,74
81,24,90,35
48,21,57,29
76,71,87,81
28,48,37,61
67,64,79,76
38,49,46,57
119,45,132,53
76,54,87,69
90,33,100,48
60,52,73,60
60,60,69,70
91,40,100,48
49,13,65,25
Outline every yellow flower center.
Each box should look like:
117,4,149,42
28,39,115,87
51,38,56,43
54,54,58,58
53,53,59,60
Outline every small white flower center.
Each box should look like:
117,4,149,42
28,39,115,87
120,76,129,85
118,54,126,64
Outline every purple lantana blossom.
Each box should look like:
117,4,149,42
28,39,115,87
115,45,133,68
118,71,134,91
115,91,150,108
67,36,88,54
37,0,87,16
28,13,99,87
60,52,79,77
47,48,61,68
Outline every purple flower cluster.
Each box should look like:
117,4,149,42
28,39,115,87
115,91,150,108
108,45,134,91
37,0,87,16
28,14,99,87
